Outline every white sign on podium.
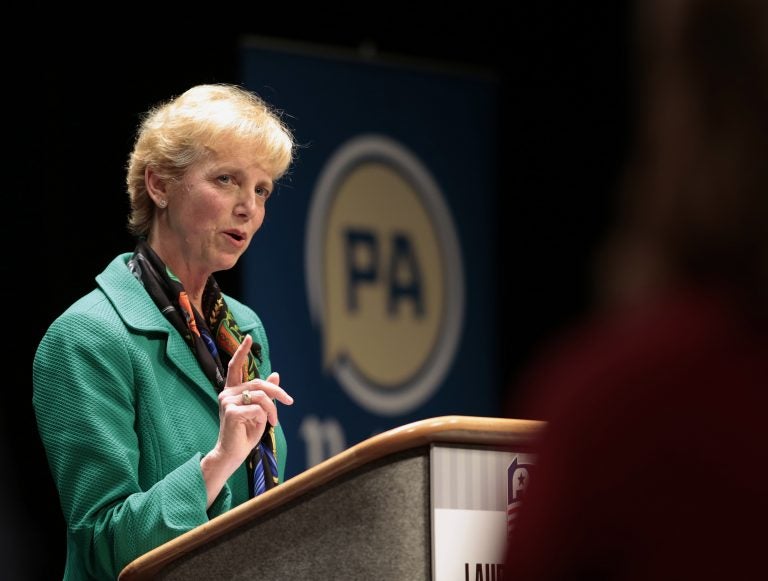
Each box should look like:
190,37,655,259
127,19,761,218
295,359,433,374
430,444,535,581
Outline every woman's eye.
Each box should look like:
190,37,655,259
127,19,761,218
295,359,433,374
256,186,271,199
218,175,232,185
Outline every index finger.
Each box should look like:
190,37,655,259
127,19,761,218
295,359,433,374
225,334,253,388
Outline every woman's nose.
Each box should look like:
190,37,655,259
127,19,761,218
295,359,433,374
236,191,258,218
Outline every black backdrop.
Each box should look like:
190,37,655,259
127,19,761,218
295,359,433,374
5,7,632,579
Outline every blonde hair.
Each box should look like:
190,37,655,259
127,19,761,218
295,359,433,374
126,84,295,237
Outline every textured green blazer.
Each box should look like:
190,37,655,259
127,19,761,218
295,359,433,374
33,253,287,580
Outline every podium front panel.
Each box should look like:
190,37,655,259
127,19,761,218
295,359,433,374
159,449,431,580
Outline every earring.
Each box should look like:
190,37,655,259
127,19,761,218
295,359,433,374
158,199,167,208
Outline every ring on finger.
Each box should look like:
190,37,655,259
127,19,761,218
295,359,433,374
241,389,252,405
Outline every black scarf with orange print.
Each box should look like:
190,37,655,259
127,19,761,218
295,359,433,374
129,238,278,496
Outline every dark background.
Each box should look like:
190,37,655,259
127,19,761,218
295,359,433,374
5,7,633,579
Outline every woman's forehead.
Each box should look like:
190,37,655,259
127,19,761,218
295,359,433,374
198,141,276,177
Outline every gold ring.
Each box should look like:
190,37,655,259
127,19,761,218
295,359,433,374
241,390,252,405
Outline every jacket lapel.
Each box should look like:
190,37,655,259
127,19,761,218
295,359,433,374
95,253,219,404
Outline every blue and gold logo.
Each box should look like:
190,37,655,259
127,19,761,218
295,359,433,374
305,135,464,416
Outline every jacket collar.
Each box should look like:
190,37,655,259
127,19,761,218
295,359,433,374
95,253,218,400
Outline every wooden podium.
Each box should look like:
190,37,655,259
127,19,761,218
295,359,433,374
119,415,544,580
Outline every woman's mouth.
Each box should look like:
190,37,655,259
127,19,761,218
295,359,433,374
223,230,247,247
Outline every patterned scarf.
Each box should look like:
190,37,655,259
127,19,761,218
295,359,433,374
128,239,279,496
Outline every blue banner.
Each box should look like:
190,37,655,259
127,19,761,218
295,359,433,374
240,39,501,478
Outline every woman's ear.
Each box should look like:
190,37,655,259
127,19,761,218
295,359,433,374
145,166,169,207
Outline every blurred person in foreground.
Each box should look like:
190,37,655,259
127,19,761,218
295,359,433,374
504,0,768,578
33,84,296,580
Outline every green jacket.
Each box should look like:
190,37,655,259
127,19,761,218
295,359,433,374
33,253,287,580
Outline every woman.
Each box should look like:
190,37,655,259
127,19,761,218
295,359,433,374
33,84,296,580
